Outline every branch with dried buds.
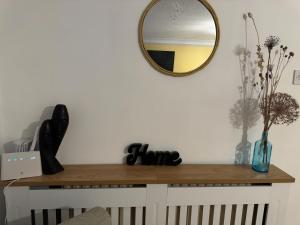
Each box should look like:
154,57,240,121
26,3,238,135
246,12,299,131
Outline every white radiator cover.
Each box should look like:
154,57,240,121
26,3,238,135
5,183,290,225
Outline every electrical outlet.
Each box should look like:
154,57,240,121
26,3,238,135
293,70,300,85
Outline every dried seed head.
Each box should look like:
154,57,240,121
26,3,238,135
266,93,300,126
264,36,280,50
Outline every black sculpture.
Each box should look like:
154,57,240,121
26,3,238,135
126,143,182,166
39,104,69,174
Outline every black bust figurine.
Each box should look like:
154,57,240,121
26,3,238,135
39,104,69,175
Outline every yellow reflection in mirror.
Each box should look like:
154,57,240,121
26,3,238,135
145,43,213,73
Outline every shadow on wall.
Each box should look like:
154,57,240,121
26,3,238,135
230,98,260,164
229,45,261,165
3,106,55,153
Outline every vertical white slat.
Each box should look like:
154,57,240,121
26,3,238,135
245,204,254,225
190,206,198,225
111,207,119,225
235,205,243,225
123,207,131,225
48,209,56,225
202,205,210,225
267,184,291,225
266,203,276,225
168,206,176,225
74,208,82,217
35,209,43,225
146,184,168,225
255,204,264,225
136,207,143,225
224,205,232,225
179,206,187,225
6,187,31,225
213,205,221,225
61,208,70,222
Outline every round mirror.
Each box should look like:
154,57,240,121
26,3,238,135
139,0,220,77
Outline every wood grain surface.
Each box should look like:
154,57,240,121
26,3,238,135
0,164,295,187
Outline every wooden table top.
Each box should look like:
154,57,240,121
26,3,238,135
0,164,295,187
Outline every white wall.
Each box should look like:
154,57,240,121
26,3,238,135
0,0,300,224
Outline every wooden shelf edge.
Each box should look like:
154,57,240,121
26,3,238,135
0,164,295,187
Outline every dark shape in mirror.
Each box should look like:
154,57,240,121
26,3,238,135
147,50,175,72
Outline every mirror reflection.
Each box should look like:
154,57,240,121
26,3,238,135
140,0,219,76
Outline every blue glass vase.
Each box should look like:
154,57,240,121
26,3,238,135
252,131,272,173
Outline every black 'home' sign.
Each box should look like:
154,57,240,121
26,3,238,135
126,143,182,166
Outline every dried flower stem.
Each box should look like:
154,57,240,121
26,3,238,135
247,12,298,132
250,17,260,45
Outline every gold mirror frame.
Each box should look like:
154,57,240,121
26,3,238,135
139,0,220,77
